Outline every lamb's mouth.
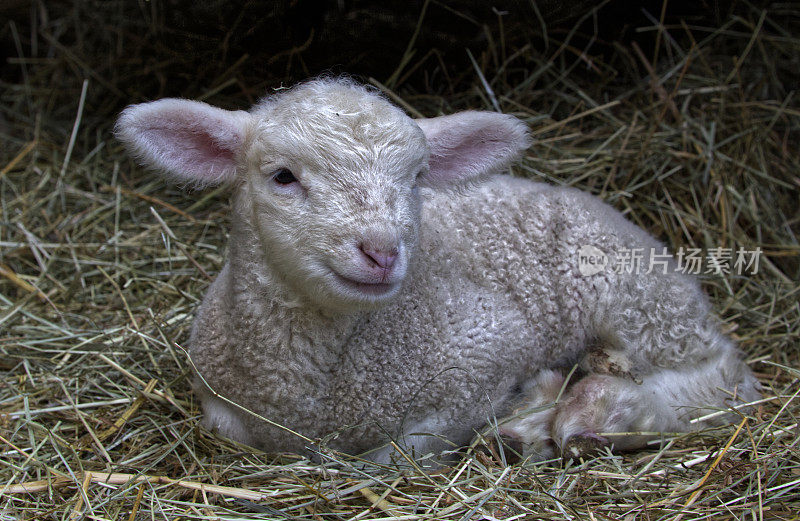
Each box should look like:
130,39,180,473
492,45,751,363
330,271,398,297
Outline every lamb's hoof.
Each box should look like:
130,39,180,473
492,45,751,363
562,432,608,462
478,433,524,465
583,347,642,384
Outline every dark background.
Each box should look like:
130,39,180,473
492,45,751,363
2,0,784,121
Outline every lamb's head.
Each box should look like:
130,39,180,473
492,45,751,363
116,78,530,311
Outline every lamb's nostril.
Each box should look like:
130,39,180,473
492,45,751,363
359,243,398,270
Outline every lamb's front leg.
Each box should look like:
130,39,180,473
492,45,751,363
485,369,565,462
196,383,256,447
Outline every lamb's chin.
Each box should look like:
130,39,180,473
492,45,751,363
323,271,402,308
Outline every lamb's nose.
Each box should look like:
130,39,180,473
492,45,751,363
360,243,398,270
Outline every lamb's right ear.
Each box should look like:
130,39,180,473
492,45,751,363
115,99,251,186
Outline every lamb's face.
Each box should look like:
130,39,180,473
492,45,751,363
241,94,429,310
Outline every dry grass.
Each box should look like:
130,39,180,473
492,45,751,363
1,1,799,519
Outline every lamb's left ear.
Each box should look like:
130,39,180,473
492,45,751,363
415,111,530,189
115,99,251,186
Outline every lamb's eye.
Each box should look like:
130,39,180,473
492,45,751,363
272,168,297,184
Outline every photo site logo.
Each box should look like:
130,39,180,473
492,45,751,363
577,245,762,277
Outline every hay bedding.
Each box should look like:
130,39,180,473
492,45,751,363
1,1,798,519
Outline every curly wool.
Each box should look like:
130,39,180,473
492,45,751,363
191,176,757,459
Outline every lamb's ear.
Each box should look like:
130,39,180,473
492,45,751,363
115,99,251,186
415,111,530,188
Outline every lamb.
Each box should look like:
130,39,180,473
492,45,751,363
115,78,760,464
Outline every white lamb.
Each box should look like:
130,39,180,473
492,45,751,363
116,78,759,464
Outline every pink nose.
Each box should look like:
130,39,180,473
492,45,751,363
359,243,398,270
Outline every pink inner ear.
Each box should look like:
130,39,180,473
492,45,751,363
428,131,509,183
188,130,237,163
416,111,530,188
146,125,239,181
116,98,247,186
